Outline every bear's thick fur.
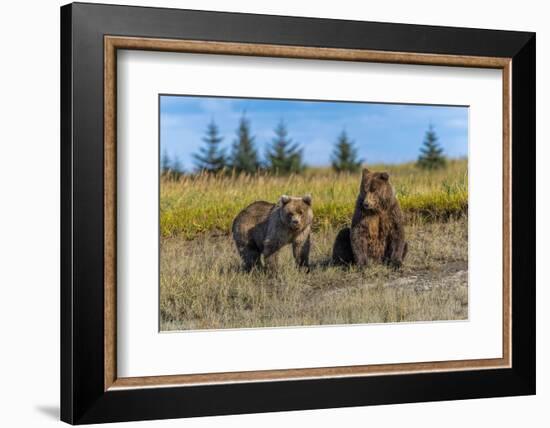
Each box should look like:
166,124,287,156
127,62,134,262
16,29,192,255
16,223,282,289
232,195,313,271
332,227,354,265
332,169,407,267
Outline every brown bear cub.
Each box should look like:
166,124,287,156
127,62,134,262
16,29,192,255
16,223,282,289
332,169,407,268
232,195,313,272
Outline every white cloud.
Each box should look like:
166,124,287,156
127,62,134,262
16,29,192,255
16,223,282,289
197,98,237,114
445,117,469,129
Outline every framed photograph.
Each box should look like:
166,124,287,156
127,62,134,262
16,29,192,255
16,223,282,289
60,2,535,424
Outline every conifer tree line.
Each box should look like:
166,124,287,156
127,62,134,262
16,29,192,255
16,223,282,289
161,117,447,176
192,115,308,175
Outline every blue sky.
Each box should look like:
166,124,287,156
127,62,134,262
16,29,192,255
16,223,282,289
160,95,468,170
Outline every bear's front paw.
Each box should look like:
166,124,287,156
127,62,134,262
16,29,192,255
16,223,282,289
298,263,310,274
387,259,403,270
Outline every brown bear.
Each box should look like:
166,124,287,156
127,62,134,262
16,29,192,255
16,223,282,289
232,195,313,271
332,169,407,268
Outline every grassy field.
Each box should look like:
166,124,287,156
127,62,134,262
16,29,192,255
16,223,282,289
160,220,468,330
160,161,469,331
160,159,467,239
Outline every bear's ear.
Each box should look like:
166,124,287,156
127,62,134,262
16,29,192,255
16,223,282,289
280,195,291,205
379,172,389,181
360,168,371,186
361,168,371,180
302,194,312,206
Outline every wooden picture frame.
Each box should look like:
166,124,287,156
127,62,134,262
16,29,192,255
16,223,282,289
61,2,535,424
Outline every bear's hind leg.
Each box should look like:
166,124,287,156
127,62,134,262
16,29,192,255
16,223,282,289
332,227,354,265
385,239,407,269
239,246,262,272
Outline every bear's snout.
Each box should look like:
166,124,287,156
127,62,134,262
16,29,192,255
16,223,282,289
361,200,373,212
290,217,300,227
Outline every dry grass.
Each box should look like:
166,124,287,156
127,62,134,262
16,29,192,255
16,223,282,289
160,159,468,239
160,218,468,331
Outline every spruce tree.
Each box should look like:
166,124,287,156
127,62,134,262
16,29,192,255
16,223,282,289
417,124,447,170
161,149,183,178
331,130,362,173
193,120,227,173
230,115,260,174
161,148,171,175
266,120,305,175
171,155,183,176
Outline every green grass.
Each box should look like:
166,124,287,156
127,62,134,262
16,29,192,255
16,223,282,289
160,160,468,239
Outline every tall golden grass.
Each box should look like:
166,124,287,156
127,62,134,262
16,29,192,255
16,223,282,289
160,159,467,239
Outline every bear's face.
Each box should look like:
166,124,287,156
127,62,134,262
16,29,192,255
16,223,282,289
358,169,395,212
279,195,313,232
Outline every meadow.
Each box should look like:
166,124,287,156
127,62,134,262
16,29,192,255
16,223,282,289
160,159,468,239
160,160,468,331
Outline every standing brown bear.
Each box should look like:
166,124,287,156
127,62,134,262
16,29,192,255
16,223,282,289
232,195,313,272
332,169,407,268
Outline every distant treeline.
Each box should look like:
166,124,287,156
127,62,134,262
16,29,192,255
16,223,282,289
161,116,447,176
